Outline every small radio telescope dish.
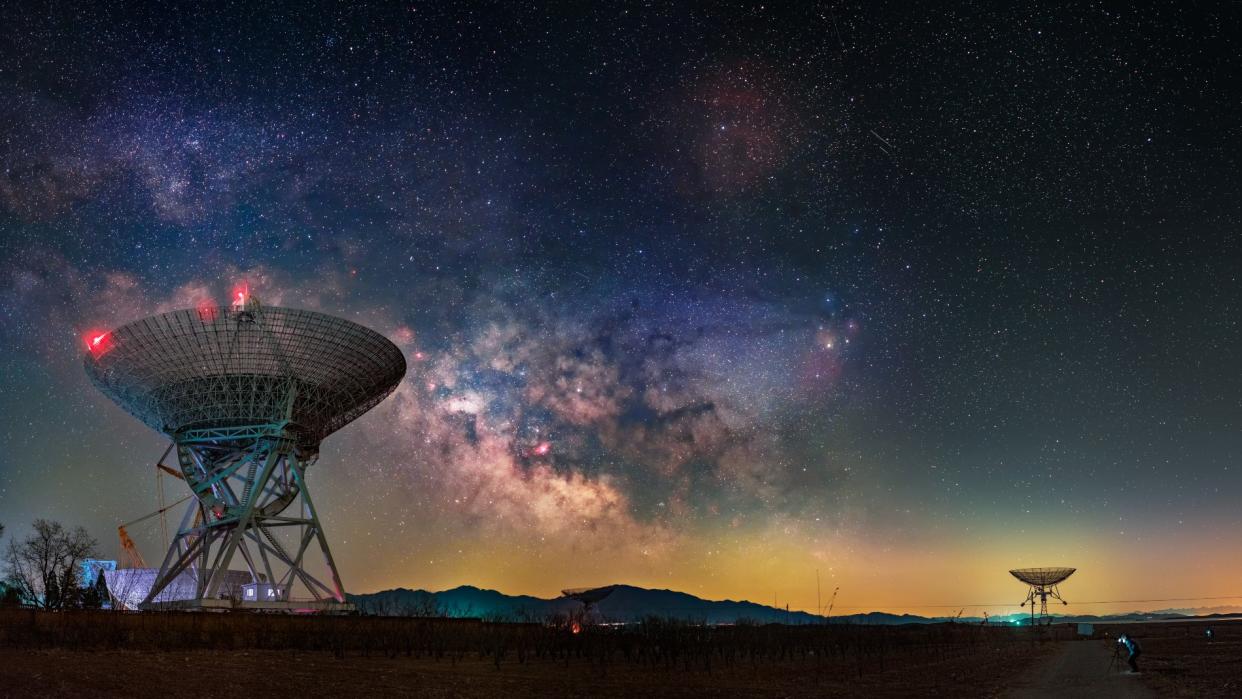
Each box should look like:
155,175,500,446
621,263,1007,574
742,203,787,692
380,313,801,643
1009,567,1075,625
562,585,617,611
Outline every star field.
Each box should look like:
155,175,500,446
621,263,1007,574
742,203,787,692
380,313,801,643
1,2,1239,615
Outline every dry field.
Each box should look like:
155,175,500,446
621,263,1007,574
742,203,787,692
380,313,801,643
1090,619,1242,697
0,609,1062,697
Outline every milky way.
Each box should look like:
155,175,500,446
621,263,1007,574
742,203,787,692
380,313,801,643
1,3,1240,615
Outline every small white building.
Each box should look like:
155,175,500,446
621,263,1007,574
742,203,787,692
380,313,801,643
242,583,286,602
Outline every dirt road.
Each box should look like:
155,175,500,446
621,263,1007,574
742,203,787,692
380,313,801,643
1004,640,1155,698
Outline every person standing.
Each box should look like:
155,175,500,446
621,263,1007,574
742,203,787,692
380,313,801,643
1118,633,1142,673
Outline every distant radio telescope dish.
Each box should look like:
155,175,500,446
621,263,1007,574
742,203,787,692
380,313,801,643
1009,567,1075,625
562,585,617,609
86,298,405,611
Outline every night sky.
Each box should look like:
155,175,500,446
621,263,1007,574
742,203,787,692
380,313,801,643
2,3,1240,617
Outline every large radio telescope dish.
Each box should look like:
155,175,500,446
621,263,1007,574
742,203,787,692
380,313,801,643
1009,567,1075,625
85,304,405,448
1010,567,1076,588
85,299,406,612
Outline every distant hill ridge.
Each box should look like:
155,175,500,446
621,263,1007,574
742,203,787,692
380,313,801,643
348,584,1242,625
350,584,961,624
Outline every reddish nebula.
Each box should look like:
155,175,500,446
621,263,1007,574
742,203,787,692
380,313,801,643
678,61,801,195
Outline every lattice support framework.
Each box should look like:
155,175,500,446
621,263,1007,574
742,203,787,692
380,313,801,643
141,426,346,609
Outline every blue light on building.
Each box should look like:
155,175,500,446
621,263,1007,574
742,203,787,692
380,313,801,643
80,559,117,587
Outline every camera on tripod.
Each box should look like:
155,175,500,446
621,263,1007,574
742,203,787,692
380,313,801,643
1106,633,1142,675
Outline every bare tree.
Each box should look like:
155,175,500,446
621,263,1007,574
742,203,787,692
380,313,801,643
0,522,11,607
3,519,98,609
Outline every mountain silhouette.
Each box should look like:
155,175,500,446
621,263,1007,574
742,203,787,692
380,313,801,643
349,584,1242,625
350,584,924,624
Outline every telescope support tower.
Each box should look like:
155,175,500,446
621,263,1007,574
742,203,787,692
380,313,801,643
1009,567,1075,626
142,425,347,611
1018,582,1067,626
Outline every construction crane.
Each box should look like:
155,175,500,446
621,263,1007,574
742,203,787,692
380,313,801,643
117,524,146,568
823,586,840,622
117,445,191,569
118,495,193,568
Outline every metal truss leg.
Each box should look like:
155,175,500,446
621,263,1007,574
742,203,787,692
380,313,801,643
291,457,347,602
203,448,281,599
141,498,206,606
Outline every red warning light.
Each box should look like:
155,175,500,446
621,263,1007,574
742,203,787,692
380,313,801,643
84,331,113,357
231,283,250,309
532,441,551,457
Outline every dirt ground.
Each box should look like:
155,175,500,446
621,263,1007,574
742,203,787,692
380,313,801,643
0,644,1049,698
1101,621,1242,697
7,619,1235,697
1003,639,1154,699
0,608,1067,697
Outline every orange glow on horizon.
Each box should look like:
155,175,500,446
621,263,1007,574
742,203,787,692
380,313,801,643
342,519,1242,620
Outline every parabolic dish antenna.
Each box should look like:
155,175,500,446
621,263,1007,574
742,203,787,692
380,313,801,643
1009,567,1075,625
562,586,618,607
86,304,405,447
86,298,405,611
